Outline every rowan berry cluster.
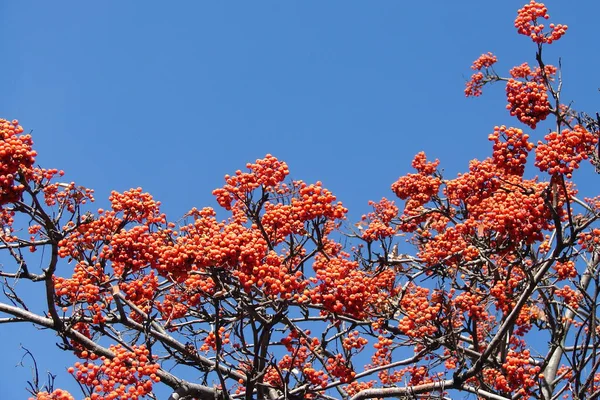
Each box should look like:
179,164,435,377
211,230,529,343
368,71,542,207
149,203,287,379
445,159,500,206
343,380,376,397
118,271,159,320
54,262,106,310
58,210,121,260
360,197,398,242
577,228,600,253
554,285,583,311
0,119,37,205
489,125,534,176
391,152,441,216
31,389,75,400
371,335,393,368
465,53,498,97
109,188,164,224
552,260,577,281
467,178,551,245
199,327,230,352
342,330,368,351
310,244,395,318
465,72,485,97
325,354,355,383
290,181,347,222
505,78,550,129
397,284,440,338
105,225,161,277
68,345,159,399
535,125,597,178
212,154,289,210
471,52,498,71
515,1,567,44
484,350,540,395
261,202,304,241
417,225,478,270
41,182,95,213
278,332,328,388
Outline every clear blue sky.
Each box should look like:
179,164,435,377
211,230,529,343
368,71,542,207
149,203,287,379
1,1,600,397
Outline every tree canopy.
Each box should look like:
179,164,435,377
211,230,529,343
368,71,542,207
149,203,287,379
2,2,600,399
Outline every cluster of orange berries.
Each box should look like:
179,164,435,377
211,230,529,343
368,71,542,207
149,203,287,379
552,260,577,281
361,198,398,242
554,285,583,311
42,182,95,214
342,330,368,351
397,284,441,338
535,125,597,178
577,228,600,253
58,209,121,260
247,154,290,188
54,262,105,307
392,153,443,232
199,326,230,352
417,225,477,270
106,225,162,277
392,152,441,209
371,335,393,368
343,380,375,397
30,167,64,186
261,202,305,241
464,53,498,97
290,181,347,222
405,365,434,386
0,119,37,205
445,159,500,206
465,72,485,97
489,280,517,315
392,174,441,208
310,247,395,319
454,290,487,320
119,271,159,320
301,365,328,388
68,345,159,399
515,1,567,44
411,151,440,174
489,125,534,176
471,52,498,71
325,354,355,383
486,349,540,395
213,154,289,210
243,251,307,298
109,188,164,224
468,178,550,245
279,332,329,387
31,389,75,400
505,77,550,129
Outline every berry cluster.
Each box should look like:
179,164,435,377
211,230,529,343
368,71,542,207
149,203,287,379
515,1,567,44
397,284,441,338
465,53,498,97
325,354,355,383
360,197,398,242
68,345,159,400
505,78,550,129
31,390,75,400
471,52,498,71
484,349,540,396
212,154,289,210
0,119,37,205
489,125,534,176
535,125,597,178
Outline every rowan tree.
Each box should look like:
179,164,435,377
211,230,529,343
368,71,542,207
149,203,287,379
2,1,600,399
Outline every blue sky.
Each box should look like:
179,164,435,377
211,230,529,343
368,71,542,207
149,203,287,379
1,0,600,397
